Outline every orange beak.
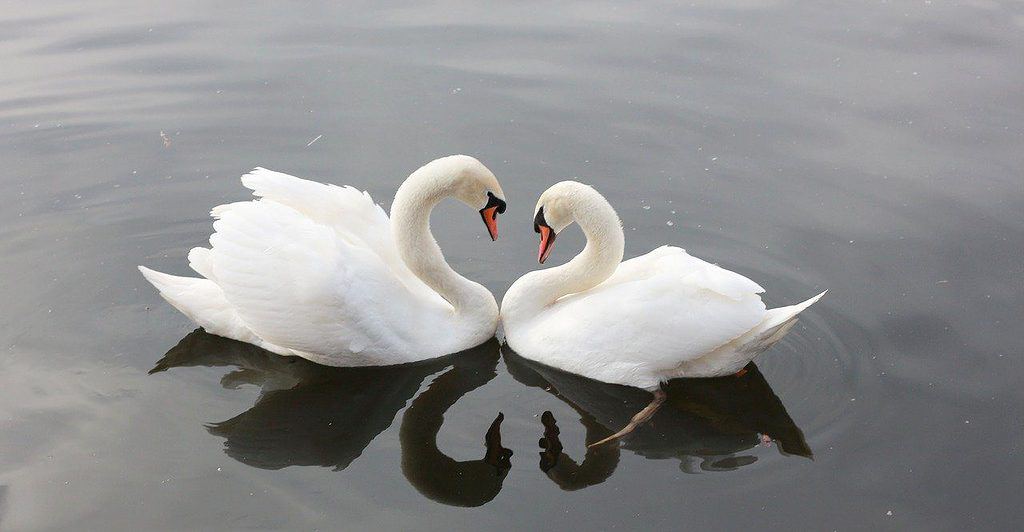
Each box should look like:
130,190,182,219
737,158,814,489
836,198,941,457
538,225,556,263
480,206,500,241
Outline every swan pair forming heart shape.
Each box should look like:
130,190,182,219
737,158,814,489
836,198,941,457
140,155,825,393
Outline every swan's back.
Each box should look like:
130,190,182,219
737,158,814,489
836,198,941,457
602,245,764,299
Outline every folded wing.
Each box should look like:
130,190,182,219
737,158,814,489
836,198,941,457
546,246,767,372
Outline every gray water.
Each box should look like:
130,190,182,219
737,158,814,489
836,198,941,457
1,1,1022,530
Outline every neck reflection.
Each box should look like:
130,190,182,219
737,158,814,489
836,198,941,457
400,352,513,507
503,348,810,488
151,330,510,505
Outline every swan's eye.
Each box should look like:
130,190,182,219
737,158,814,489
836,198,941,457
485,192,506,214
534,206,548,233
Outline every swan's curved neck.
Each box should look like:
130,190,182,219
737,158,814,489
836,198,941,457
506,190,624,317
390,165,490,312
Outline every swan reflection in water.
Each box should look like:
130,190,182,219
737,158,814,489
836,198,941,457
502,349,811,489
151,330,512,507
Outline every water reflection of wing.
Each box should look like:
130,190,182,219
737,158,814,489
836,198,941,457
151,329,510,506
662,370,813,459
503,348,810,483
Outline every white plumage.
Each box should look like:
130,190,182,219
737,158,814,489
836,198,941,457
501,181,825,390
140,156,506,366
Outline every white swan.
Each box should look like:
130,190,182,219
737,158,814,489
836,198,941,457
501,181,824,443
140,155,507,367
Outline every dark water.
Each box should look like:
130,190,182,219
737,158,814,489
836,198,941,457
1,1,1022,530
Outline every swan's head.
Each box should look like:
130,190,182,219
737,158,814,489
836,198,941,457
440,155,507,240
532,181,586,263
533,181,619,264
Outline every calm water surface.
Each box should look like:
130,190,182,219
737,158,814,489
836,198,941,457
1,1,1022,530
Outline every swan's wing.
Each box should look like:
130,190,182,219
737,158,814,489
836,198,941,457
203,198,446,361
240,168,389,249
235,168,434,300
603,245,764,300
544,246,766,371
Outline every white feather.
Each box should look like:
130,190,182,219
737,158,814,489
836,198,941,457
502,181,825,390
140,157,504,366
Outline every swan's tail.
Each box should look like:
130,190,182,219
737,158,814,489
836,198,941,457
670,290,827,378
138,266,261,347
744,289,828,353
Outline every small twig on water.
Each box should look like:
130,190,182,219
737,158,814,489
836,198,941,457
306,134,323,147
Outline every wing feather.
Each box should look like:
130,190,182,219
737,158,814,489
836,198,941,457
241,168,390,249
206,199,440,362
537,247,766,379
234,168,435,301
144,168,456,365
